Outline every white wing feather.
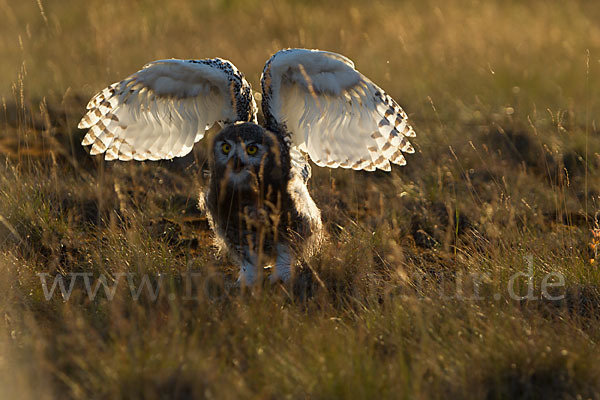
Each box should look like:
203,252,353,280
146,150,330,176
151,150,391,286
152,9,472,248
261,49,415,172
79,59,256,161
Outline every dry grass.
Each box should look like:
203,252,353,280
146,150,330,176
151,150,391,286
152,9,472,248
1,0,600,398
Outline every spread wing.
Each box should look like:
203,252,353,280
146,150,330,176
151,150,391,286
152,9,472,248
79,58,257,161
261,48,415,172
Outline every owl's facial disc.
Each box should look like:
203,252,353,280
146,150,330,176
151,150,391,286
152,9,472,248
214,138,267,189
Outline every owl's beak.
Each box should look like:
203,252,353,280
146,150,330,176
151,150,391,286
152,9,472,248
229,155,244,173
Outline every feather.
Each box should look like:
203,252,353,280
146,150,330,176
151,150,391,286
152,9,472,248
261,48,416,171
79,58,256,161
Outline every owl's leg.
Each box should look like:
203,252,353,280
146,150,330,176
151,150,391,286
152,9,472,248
270,243,293,283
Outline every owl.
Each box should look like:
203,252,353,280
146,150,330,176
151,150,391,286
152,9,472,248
79,48,416,285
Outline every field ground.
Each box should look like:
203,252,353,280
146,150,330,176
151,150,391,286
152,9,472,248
1,0,600,398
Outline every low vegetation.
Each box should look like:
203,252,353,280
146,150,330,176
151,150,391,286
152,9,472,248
1,0,599,398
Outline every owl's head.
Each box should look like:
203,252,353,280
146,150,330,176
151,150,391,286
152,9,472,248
211,122,284,191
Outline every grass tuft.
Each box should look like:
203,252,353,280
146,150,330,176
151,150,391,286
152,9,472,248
1,0,600,398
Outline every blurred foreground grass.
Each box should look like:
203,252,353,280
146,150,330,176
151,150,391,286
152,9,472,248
1,0,600,398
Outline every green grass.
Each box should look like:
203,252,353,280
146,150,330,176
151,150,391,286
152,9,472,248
1,0,600,398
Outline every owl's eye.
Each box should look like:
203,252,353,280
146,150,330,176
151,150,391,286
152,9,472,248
221,143,231,154
246,145,258,155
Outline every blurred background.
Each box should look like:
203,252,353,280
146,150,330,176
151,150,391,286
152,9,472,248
1,1,600,399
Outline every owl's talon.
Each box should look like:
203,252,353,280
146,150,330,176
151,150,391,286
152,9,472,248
269,273,286,284
269,269,292,284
